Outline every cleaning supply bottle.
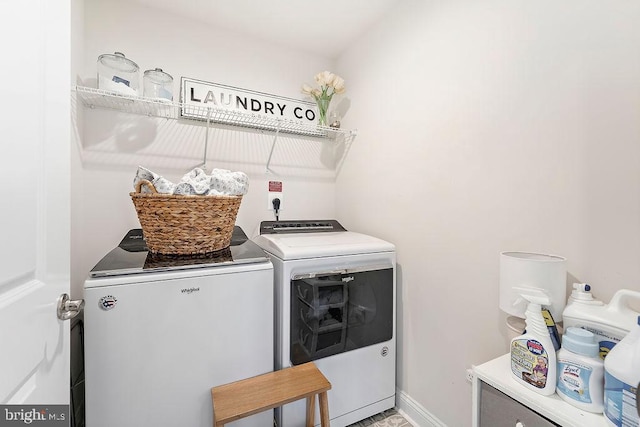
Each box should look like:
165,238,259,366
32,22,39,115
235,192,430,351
556,327,604,413
562,283,640,360
510,287,557,395
603,316,640,427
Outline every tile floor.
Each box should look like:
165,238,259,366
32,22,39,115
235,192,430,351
347,409,414,427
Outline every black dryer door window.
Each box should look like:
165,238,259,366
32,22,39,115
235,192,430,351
290,267,393,365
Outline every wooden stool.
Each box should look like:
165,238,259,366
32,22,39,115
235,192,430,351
211,362,331,427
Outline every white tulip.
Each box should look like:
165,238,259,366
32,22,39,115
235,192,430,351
327,72,338,87
301,84,314,95
332,76,345,93
315,70,334,87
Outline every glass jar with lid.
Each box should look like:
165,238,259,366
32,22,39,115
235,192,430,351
143,68,173,101
97,52,140,96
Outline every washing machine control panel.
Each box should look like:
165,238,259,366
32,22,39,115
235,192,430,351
260,220,347,234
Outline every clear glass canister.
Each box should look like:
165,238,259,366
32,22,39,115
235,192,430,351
97,52,140,96
143,68,173,101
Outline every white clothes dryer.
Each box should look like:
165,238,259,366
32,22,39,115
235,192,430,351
253,220,396,427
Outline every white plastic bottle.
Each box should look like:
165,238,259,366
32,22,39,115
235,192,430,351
603,315,640,427
510,287,557,395
556,327,604,412
562,283,640,360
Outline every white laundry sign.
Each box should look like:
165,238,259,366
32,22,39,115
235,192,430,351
180,77,317,129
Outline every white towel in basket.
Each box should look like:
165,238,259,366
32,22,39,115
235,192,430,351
133,166,249,196
208,168,250,196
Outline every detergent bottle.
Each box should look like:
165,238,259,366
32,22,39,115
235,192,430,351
562,283,640,359
556,327,604,413
603,316,640,427
510,287,557,395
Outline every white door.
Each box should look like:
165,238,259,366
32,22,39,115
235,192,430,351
0,0,72,407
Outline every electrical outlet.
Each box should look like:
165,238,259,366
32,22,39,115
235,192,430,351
466,367,475,383
267,181,283,211
268,192,283,211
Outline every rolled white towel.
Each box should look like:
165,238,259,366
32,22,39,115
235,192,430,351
208,168,249,196
133,166,157,193
154,177,176,194
176,168,210,195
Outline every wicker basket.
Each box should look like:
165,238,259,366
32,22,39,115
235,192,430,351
130,179,242,255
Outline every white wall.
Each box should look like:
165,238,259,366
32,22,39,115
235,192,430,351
336,1,640,425
71,0,339,297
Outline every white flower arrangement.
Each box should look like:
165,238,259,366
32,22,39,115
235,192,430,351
301,71,346,99
301,71,346,126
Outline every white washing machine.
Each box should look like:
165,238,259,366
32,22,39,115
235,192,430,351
253,220,396,427
84,227,274,427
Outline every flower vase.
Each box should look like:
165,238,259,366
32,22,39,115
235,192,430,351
316,97,330,127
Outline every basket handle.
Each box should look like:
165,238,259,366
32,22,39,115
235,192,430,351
135,179,158,194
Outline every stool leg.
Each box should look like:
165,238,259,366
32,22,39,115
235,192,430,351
306,395,316,427
319,391,330,427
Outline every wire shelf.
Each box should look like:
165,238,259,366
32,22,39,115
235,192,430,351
74,86,356,139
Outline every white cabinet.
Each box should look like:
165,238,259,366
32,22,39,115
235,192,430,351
472,354,607,427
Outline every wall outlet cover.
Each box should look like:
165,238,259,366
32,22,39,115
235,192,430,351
267,181,284,210
466,368,474,383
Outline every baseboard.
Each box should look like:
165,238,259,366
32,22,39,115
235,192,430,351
396,389,447,427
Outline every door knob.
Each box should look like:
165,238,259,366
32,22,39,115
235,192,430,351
57,293,84,321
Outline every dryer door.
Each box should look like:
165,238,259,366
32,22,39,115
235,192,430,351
290,266,393,365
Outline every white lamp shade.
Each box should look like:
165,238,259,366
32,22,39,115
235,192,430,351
499,251,567,321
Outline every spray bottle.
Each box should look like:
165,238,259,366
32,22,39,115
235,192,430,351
510,287,557,395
